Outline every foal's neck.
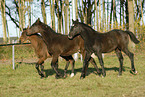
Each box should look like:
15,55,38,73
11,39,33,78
80,27,97,41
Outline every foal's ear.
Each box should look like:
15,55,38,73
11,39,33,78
72,19,74,24
76,19,79,22
27,25,29,29
36,18,41,23
23,28,27,31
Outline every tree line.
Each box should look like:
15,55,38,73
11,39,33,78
0,0,145,44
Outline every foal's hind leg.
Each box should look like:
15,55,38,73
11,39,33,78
90,57,101,75
123,48,137,74
64,61,70,77
62,56,75,78
115,49,123,76
95,52,106,77
69,57,75,77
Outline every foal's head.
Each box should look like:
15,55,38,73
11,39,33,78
68,19,94,39
19,28,29,43
68,19,82,39
26,18,44,36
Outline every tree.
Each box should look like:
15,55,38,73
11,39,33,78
52,0,55,31
0,0,7,43
41,0,47,24
78,0,94,25
64,0,69,34
128,0,135,49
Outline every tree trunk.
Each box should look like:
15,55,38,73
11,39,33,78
6,19,10,43
140,0,144,25
41,0,47,24
102,0,106,31
52,0,55,31
1,0,7,43
107,0,109,30
110,0,113,29
75,0,78,19
99,0,101,31
95,0,99,30
128,0,135,49
64,0,69,34
18,0,23,32
113,0,118,28
125,1,129,29
49,0,53,28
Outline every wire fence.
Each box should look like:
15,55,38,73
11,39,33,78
0,42,32,69
0,38,144,70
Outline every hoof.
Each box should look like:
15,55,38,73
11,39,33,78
80,76,85,79
39,72,45,78
63,74,67,78
118,73,122,77
102,73,106,78
117,74,122,77
101,74,106,78
97,70,101,75
97,72,102,76
55,74,63,79
55,75,61,79
70,73,74,77
80,75,85,79
130,70,138,75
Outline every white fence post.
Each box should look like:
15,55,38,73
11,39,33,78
12,40,15,70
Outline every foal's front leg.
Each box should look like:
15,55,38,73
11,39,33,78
80,52,91,79
51,56,62,78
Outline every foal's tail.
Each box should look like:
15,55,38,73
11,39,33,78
125,30,140,44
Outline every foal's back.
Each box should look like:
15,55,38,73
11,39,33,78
90,29,131,53
47,33,84,56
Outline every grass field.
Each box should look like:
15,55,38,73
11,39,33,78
0,51,145,97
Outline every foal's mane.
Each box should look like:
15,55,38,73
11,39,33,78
78,22,97,33
39,21,57,34
38,21,63,36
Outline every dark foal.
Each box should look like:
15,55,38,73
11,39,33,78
19,29,75,78
68,19,139,79
26,18,101,78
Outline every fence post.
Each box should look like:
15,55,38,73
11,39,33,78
12,40,15,70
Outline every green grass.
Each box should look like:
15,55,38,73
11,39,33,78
0,51,145,97
0,45,35,60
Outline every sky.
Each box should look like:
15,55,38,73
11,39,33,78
0,1,145,38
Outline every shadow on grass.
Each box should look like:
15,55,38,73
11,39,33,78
16,61,130,78
15,62,36,70
43,66,129,78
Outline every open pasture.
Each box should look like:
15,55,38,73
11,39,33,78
0,50,145,97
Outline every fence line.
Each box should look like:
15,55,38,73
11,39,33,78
0,42,31,69
0,43,30,46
